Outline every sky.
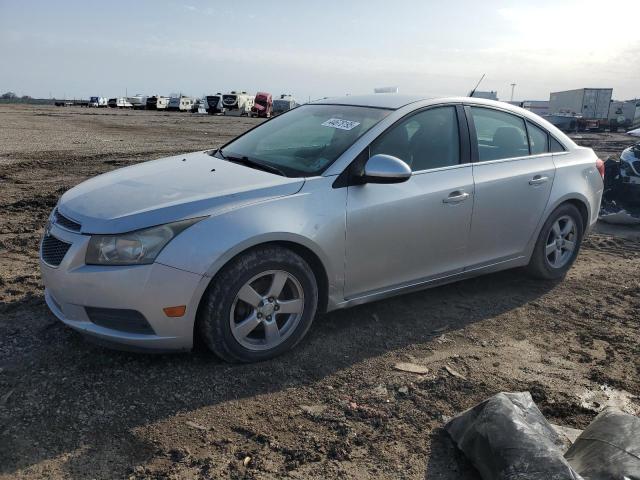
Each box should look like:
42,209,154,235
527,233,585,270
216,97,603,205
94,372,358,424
1,0,639,102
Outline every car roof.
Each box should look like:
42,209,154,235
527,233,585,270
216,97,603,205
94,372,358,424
311,94,428,110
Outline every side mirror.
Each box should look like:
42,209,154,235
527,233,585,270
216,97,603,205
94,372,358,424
362,154,412,184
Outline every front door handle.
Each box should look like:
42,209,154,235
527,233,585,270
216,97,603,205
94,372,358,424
443,191,470,204
529,175,549,185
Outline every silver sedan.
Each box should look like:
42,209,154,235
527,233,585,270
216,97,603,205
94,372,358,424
40,95,604,362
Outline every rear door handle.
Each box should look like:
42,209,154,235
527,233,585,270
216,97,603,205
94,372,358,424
529,175,549,185
443,191,470,204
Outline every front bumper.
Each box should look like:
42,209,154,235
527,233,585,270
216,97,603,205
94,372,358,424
40,222,207,352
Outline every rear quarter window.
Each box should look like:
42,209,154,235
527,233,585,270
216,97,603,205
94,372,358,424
526,121,549,155
550,137,566,153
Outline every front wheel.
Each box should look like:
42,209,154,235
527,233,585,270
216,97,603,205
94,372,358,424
198,246,318,362
526,203,584,280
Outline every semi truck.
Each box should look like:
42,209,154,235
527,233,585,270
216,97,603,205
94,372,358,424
250,92,273,118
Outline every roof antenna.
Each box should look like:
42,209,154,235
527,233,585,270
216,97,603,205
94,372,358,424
468,74,486,97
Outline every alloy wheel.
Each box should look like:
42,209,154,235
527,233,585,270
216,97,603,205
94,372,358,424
230,270,305,351
545,215,577,269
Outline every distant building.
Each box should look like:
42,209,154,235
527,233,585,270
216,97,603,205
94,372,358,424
521,100,549,116
549,88,612,119
471,90,498,100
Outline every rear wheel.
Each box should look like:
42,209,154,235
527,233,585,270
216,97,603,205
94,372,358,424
198,246,318,362
526,204,584,279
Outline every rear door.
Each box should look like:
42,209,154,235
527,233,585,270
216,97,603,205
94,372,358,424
344,105,474,298
465,106,556,268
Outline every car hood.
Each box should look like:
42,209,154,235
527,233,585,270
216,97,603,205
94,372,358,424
57,151,305,234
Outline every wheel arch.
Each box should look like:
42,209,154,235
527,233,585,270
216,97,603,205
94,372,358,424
547,194,591,232
524,194,591,263
193,237,331,347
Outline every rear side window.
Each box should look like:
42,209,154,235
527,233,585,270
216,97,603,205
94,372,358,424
550,137,566,153
527,121,549,155
371,106,460,171
470,107,529,161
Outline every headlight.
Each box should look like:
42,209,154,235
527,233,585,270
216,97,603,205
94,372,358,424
85,218,204,266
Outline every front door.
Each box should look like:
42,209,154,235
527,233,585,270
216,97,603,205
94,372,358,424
344,105,474,298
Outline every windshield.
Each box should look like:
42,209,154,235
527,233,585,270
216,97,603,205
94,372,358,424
217,104,391,177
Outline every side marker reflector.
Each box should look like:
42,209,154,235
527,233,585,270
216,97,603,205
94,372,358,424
163,305,186,317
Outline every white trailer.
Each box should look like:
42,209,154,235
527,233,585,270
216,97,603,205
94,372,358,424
116,97,133,108
206,94,224,114
608,99,640,130
222,91,255,116
156,96,170,110
549,88,612,119
89,96,108,107
272,94,298,115
127,95,147,110
167,96,195,112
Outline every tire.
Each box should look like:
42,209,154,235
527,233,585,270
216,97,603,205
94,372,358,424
197,246,318,363
526,203,584,280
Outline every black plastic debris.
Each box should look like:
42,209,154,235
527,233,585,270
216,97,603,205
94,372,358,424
445,392,582,480
565,408,640,480
598,143,640,224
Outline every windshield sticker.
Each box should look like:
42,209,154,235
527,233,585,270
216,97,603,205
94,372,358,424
321,118,361,131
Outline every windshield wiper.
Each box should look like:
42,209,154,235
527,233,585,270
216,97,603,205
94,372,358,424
218,149,286,176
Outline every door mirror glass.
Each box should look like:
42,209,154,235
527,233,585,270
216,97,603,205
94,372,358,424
363,154,411,184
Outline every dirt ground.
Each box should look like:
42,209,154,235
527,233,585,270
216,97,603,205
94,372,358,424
0,104,639,479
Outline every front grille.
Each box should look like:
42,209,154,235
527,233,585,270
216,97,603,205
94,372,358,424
53,209,81,232
41,234,72,266
85,307,155,334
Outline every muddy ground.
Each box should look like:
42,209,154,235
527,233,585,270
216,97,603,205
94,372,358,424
0,104,638,479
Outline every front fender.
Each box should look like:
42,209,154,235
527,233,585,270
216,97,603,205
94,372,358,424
156,176,347,306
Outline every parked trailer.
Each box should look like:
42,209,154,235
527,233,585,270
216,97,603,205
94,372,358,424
127,95,147,110
89,96,108,107
251,92,273,118
205,94,224,114
191,99,208,114
116,97,133,108
222,91,255,116
608,99,640,131
145,96,170,110
167,96,195,112
272,94,298,115
549,88,612,130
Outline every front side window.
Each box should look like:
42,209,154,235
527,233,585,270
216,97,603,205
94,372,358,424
470,107,529,161
219,104,390,177
370,106,460,171
527,121,549,155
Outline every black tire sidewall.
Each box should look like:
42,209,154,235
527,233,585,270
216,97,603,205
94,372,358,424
198,247,318,362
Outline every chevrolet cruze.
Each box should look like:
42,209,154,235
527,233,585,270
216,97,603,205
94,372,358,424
40,95,604,362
